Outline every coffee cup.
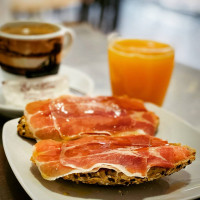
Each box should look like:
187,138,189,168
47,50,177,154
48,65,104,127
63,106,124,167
0,21,74,79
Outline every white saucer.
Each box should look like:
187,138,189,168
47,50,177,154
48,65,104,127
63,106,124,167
0,65,94,118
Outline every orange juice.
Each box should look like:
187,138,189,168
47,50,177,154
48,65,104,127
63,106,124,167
108,39,174,106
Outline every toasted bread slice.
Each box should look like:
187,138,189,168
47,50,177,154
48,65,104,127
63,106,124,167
31,144,195,185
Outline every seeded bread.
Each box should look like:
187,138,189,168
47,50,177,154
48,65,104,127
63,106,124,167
31,145,195,185
17,116,34,139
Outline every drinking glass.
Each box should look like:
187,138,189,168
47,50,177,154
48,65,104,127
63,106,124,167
108,38,174,106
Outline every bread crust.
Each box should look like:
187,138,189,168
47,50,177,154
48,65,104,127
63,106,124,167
18,116,34,139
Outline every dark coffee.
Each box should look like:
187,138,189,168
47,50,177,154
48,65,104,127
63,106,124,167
0,22,60,35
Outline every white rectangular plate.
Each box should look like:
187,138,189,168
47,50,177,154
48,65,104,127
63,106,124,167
2,103,200,200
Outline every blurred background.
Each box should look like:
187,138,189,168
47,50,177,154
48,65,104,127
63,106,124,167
0,0,200,70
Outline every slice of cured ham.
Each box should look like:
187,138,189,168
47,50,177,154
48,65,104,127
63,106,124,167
24,95,159,140
32,135,193,181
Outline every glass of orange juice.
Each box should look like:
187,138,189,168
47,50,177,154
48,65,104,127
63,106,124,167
108,38,174,106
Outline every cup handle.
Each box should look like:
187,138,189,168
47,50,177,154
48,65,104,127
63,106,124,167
62,27,75,57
